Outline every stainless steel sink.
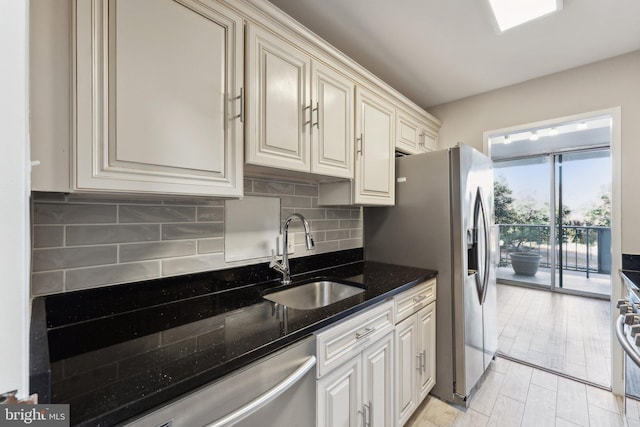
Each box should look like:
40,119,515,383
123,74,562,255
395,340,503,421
263,280,365,310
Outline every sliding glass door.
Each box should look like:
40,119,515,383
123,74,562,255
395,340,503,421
494,148,611,297
554,149,611,296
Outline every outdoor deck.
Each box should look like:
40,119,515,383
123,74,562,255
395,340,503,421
497,266,611,296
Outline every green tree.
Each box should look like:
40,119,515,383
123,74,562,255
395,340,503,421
494,177,519,225
584,194,611,227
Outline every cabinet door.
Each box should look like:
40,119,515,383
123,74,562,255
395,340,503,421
396,109,422,155
420,126,438,152
417,302,437,401
394,315,418,427
317,356,362,427
75,0,243,196
246,23,311,172
311,62,354,179
354,87,395,205
362,332,394,427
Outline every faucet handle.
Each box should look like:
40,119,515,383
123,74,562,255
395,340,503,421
269,249,278,268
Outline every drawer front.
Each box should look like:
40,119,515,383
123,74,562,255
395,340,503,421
316,300,394,378
394,279,436,324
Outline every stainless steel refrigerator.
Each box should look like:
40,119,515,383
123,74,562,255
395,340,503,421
364,143,497,406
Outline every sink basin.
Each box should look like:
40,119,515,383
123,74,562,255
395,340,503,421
263,280,365,310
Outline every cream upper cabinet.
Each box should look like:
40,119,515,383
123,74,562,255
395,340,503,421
354,87,395,205
396,108,439,154
396,109,423,154
50,0,244,196
311,61,354,179
246,23,354,179
245,23,311,172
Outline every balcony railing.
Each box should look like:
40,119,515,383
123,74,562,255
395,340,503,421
497,224,611,278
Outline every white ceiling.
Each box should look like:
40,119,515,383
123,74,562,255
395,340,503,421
266,0,640,109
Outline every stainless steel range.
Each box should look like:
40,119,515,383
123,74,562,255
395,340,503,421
618,254,640,402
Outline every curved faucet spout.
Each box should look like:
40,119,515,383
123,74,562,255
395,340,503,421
271,213,315,285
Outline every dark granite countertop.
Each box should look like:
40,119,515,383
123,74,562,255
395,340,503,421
33,249,436,426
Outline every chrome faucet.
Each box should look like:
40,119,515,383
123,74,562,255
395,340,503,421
270,213,315,285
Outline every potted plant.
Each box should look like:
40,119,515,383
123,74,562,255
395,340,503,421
508,250,542,276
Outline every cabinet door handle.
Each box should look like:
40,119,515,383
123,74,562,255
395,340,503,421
413,295,427,304
312,102,319,129
416,353,422,373
304,101,313,128
364,402,371,427
421,350,426,372
356,326,375,340
234,87,244,123
357,133,363,155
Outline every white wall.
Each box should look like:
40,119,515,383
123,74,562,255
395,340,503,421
0,0,31,398
429,49,640,395
430,49,640,253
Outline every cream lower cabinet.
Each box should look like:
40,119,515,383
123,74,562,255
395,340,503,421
316,301,395,427
393,280,437,427
317,332,394,427
246,23,354,179
33,0,245,196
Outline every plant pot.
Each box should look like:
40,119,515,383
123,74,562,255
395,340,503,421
509,252,542,276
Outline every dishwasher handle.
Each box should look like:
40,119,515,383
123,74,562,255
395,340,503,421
207,355,317,427
615,314,640,368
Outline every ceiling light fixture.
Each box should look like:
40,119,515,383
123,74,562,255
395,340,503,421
489,0,563,33
529,131,539,141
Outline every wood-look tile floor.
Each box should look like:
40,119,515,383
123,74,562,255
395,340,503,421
406,357,639,427
496,284,611,387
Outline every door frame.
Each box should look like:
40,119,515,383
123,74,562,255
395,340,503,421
0,0,31,399
482,106,623,395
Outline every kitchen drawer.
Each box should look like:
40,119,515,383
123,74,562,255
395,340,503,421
315,300,394,378
394,279,436,324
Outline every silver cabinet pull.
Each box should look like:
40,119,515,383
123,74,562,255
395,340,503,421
356,326,375,340
421,350,426,372
416,353,422,372
364,402,371,427
413,295,427,304
312,102,319,129
234,87,245,123
357,133,363,155
207,356,316,427
304,101,313,128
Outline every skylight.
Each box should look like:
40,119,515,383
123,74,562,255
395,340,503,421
489,0,563,33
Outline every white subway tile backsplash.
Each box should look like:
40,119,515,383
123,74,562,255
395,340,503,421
30,178,363,295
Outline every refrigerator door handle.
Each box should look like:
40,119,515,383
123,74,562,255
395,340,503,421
473,188,491,305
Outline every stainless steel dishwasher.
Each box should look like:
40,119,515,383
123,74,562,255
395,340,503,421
124,336,316,427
